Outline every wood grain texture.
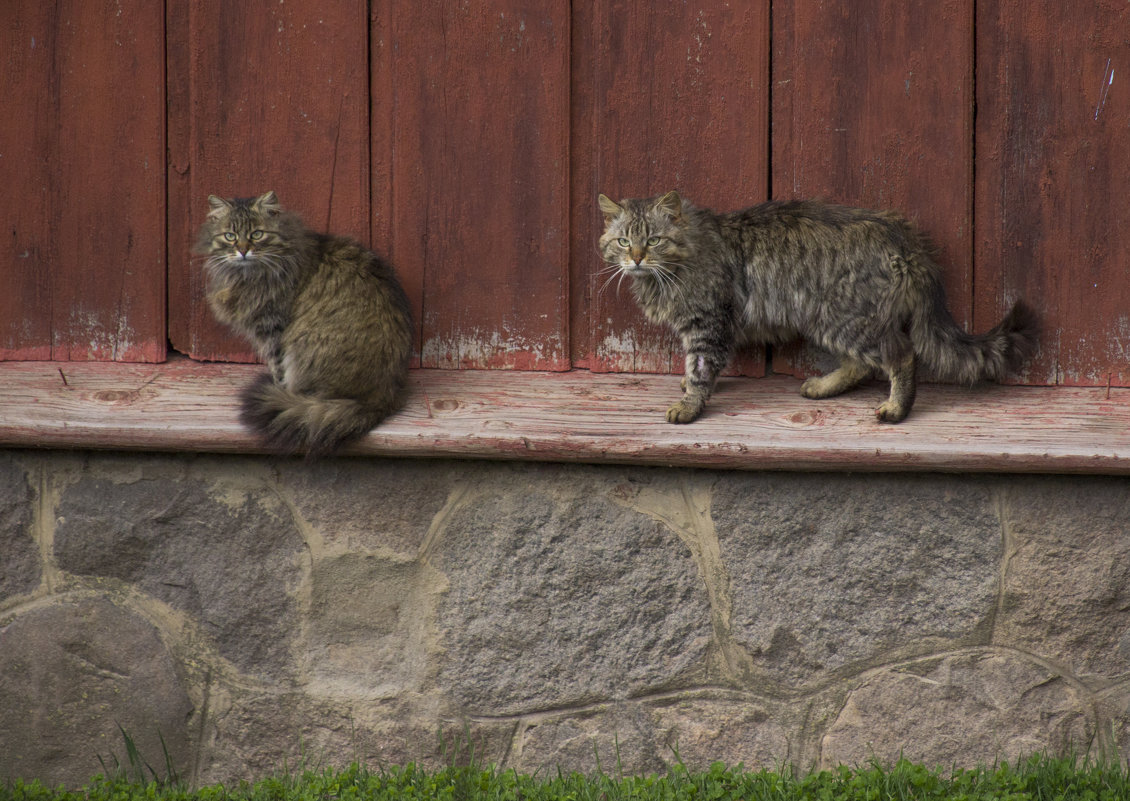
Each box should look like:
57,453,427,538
578,0,770,375
376,1,571,370
772,0,974,377
975,0,1130,386
166,0,370,363
2,359,1126,474
1,0,165,362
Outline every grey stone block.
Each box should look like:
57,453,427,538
516,704,666,777
516,695,791,777
644,695,791,771
1096,682,1130,761
279,460,460,556
306,553,441,695
712,473,1001,688
54,471,305,680
202,691,361,780
202,691,510,783
995,476,1130,679
0,597,192,788
2,450,1120,785
432,466,713,715
820,650,1093,768
0,455,38,601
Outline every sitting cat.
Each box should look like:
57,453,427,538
197,191,412,455
598,191,1036,423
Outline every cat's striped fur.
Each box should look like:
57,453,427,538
197,192,412,455
598,191,1036,423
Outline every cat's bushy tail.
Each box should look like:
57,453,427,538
910,294,1038,384
239,374,403,457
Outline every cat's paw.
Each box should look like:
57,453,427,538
800,376,830,399
875,401,909,423
666,400,703,424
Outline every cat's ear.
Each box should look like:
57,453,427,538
206,195,231,220
254,191,281,216
598,194,622,222
654,190,683,220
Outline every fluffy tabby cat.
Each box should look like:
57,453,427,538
598,191,1036,424
197,191,412,455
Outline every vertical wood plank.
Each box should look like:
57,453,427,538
772,0,974,378
380,2,571,371
976,0,1130,386
370,2,422,367
369,3,401,353
1,0,165,362
167,0,369,363
578,0,771,374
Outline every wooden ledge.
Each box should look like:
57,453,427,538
0,357,1127,474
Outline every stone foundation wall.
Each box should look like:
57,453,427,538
1,449,1127,788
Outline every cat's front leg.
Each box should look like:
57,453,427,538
875,355,917,423
667,348,727,424
250,316,289,385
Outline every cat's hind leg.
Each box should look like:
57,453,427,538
800,357,872,399
875,355,917,423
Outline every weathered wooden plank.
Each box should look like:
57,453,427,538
166,0,370,363
0,0,165,362
772,0,974,377
579,0,770,375
975,0,1130,386
380,1,571,370
2,360,1127,475
368,2,406,360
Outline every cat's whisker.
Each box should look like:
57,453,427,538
203,255,229,274
599,264,641,297
616,270,631,296
594,264,621,286
255,253,293,281
647,264,684,296
597,271,622,297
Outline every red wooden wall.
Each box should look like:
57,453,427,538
773,0,974,378
166,0,371,364
3,2,1128,386
2,0,166,362
975,0,1130,386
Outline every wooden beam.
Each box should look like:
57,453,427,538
1,358,1127,474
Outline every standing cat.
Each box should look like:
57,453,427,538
197,191,413,455
598,191,1036,423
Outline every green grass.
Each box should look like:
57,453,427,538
4,753,1129,801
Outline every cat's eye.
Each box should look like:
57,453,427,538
222,232,237,242
646,236,661,246
616,237,630,247
250,230,265,241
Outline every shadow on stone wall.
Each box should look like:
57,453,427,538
0,450,1127,787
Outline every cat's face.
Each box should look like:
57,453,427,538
200,191,287,267
597,191,690,284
